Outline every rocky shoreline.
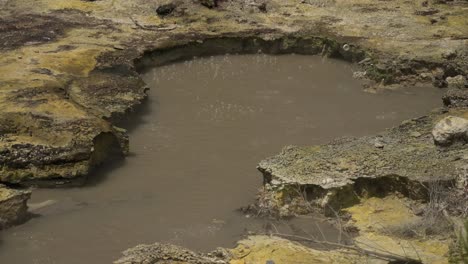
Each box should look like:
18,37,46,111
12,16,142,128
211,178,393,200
253,108,467,216
1,0,467,263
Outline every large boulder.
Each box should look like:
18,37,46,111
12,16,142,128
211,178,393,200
432,116,468,146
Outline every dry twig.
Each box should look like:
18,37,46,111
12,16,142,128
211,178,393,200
130,16,178,31
273,233,422,263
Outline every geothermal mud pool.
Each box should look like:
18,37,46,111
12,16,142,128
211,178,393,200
0,54,443,264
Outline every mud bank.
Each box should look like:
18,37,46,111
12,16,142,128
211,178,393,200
0,0,468,263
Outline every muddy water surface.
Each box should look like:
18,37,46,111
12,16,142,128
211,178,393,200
0,54,443,264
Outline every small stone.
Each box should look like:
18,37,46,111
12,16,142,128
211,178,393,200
432,67,445,79
443,86,468,107
420,72,432,80
432,116,468,146
156,3,176,16
375,63,387,71
270,179,281,186
321,177,334,184
358,58,372,65
442,50,457,60
434,79,448,88
374,141,385,149
258,3,267,13
412,204,425,216
456,165,468,189
410,131,422,138
414,8,439,16
446,75,467,89
199,0,217,8
432,68,447,87
353,71,367,79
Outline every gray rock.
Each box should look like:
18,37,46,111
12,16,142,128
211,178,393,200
156,3,176,16
432,67,447,88
443,87,468,107
446,75,467,89
420,72,433,81
256,112,468,215
432,116,468,146
442,50,457,60
0,184,31,229
199,0,217,8
258,113,466,191
114,243,228,264
353,71,367,79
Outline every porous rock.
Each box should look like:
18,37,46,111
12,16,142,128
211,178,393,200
432,115,468,146
114,242,229,264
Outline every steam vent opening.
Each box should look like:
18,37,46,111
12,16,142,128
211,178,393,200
0,52,444,264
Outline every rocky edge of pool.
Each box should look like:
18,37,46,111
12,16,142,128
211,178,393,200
1,0,468,263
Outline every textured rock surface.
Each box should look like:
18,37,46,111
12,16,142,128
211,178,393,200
259,109,468,189
254,108,468,217
432,115,468,145
0,184,30,229
114,243,229,264
0,0,467,185
443,87,468,107
446,75,467,89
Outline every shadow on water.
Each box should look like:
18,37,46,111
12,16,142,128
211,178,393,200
83,157,127,187
84,94,157,187
116,95,157,133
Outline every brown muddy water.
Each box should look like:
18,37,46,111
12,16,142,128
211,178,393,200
0,54,443,264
